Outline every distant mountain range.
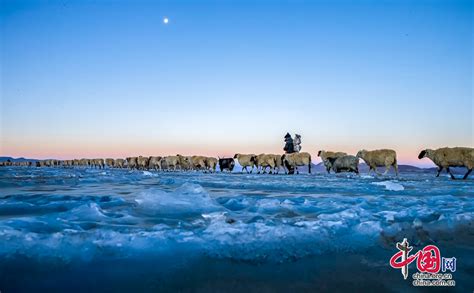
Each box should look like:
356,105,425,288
0,157,40,162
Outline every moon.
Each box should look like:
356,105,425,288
163,17,169,24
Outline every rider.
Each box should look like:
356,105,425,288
293,134,302,152
283,133,295,153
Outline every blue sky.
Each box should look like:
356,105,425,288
1,0,472,166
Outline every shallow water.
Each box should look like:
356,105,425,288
0,167,473,292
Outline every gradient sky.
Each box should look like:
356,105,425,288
1,0,472,166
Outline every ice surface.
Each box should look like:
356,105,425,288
134,183,221,216
0,166,473,291
0,167,472,259
371,180,405,191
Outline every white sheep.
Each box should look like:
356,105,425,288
191,156,208,171
418,147,474,180
114,158,125,168
162,155,190,171
233,153,256,173
268,154,284,174
126,157,138,170
179,155,192,170
137,156,149,170
91,158,105,169
255,154,278,174
281,152,312,174
162,156,179,171
205,157,218,173
148,156,162,171
356,149,398,176
317,150,347,173
105,158,115,168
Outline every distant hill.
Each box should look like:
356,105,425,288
0,157,40,162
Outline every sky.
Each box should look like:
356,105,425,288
0,0,472,166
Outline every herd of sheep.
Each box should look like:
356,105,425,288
1,147,473,179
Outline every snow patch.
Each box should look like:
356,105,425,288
371,181,404,191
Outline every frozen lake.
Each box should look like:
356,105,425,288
0,167,473,292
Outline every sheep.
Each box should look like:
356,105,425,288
218,158,235,172
148,156,162,171
18,161,30,167
205,157,218,173
126,157,138,170
137,156,149,170
418,147,474,180
356,149,398,176
114,158,125,168
267,154,284,174
233,153,256,173
162,155,188,171
178,155,191,171
317,150,347,174
79,158,90,167
98,158,105,169
281,152,312,174
328,155,359,174
91,158,105,169
191,156,208,171
159,157,169,171
254,154,278,174
105,158,115,168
